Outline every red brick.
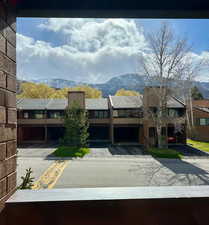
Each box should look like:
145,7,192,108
0,89,5,106
0,18,6,36
5,26,16,47
0,126,16,142
0,161,6,180
7,108,17,124
0,34,5,54
6,75,16,92
7,172,16,192
0,106,6,124
5,91,16,107
6,40,16,61
0,71,6,88
5,156,16,175
6,140,16,158
0,52,16,76
0,178,6,199
0,143,6,161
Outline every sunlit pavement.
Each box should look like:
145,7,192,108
17,147,209,188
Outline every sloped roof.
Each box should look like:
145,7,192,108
193,100,209,108
17,98,108,110
196,107,209,114
167,97,185,108
17,99,51,110
85,98,108,110
110,96,143,109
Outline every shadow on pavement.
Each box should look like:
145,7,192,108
170,145,209,157
156,158,209,185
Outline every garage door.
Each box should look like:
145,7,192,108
89,126,109,140
22,127,45,141
114,127,139,143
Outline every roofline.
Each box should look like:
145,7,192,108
171,96,185,107
194,106,209,114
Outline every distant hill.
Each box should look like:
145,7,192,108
18,73,209,98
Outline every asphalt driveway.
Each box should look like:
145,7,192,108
17,145,209,188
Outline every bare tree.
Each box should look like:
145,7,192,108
139,22,204,148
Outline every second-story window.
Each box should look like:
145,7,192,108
88,110,109,119
47,111,64,119
199,118,209,126
168,108,185,117
114,109,143,118
22,110,45,119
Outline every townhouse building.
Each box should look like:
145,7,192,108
192,100,209,141
17,87,186,146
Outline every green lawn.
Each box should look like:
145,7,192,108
53,146,90,157
148,148,183,159
187,139,209,153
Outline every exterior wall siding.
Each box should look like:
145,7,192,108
0,1,16,213
193,108,209,141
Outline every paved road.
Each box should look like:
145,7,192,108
17,147,209,188
54,157,209,188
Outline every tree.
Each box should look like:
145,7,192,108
61,102,89,147
17,83,103,99
115,89,141,96
138,22,202,148
191,86,204,100
17,82,57,99
71,85,102,98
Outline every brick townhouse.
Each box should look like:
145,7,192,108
17,87,186,146
191,99,209,141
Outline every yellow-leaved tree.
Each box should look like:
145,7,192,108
115,89,140,96
17,83,102,99
56,86,102,98
17,82,57,99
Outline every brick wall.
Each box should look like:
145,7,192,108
193,108,209,141
0,1,16,213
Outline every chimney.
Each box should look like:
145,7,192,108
143,86,169,108
68,91,85,109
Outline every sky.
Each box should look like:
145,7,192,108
17,18,209,83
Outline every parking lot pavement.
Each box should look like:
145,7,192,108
84,146,147,158
17,145,209,189
54,157,209,188
18,145,57,158
17,157,53,187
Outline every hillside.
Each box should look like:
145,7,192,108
19,74,209,98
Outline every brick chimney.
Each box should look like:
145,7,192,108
143,86,168,108
68,91,85,109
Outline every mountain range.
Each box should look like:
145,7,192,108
25,73,209,98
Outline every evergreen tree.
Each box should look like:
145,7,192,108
61,103,89,147
191,86,204,100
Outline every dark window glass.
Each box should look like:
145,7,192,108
22,110,45,119
199,118,209,126
47,110,64,119
114,109,143,118
88,110,109,119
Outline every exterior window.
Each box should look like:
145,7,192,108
114,109,143,118
199,118,209,126
89,110,109,119
33,110,44,119
22,110,44,119
23,112,29,119
168,108,185,117
48,111,64,119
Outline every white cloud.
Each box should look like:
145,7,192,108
17,19,147,83
17,18,209,83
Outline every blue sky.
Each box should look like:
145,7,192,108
17,18,209,83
